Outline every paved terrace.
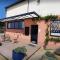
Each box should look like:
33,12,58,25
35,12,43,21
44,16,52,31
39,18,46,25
0,33,41,60
0,42,40,60
0,33,60,60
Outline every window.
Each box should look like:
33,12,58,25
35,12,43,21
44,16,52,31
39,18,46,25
7,21,24,29
50,20,60,36
25,27,29,35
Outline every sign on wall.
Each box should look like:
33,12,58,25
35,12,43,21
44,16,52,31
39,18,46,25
50,20,60,36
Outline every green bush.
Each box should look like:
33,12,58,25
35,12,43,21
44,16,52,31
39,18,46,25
45,37,60,43
43,15,58,22
50,38,60,42
14,46,27,54
40,51,57,60
45,51,57,60
44,36,49,49
45,51,55,58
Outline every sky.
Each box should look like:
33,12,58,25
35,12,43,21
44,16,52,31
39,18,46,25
0,0,16,19
0,0,60,19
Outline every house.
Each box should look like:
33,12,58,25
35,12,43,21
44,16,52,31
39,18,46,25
1,0,60,48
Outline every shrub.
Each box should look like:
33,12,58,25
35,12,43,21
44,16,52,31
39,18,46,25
54,48,60,56
14,46,27,54
50,38,60,43
43,36,49,49
45,51,56,58
40,51,57,60
44,15,58,22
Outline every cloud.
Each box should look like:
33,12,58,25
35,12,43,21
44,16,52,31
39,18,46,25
41,0,60,2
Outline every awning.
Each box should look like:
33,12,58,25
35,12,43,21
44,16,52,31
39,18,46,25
1,12,40,22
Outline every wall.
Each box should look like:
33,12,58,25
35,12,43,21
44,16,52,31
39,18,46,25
4,19,47,47
29,0,60,16
37,20,47,47
4,19,60,49
6,0,60,17
6,0,28,17
47,21,60,49
4,19,32,44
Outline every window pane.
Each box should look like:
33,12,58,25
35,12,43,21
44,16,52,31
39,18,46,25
22,22,24,28
18,21,24,29
11,22,14,28
14,22,18,29
7,22,14,29
8,23,11,28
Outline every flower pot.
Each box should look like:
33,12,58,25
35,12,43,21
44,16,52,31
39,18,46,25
12,50,26,60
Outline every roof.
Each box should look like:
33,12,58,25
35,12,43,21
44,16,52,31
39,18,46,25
1,11,40,22
6,0,26,9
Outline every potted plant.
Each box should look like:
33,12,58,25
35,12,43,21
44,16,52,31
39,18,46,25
12,46,27,60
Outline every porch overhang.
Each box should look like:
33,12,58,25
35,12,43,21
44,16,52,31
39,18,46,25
1,12,40,22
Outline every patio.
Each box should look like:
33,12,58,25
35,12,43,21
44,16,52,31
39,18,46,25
0,33,60,60
0,41,40,60
0,42,60,60
0,41,60,60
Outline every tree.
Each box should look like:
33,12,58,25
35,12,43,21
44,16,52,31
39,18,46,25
0,22,4,29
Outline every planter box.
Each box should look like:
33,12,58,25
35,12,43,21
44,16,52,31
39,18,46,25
12,50,26,60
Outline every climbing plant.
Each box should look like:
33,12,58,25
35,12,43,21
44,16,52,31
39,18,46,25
32,15,58,23
43,15,58,22
43,15,59,49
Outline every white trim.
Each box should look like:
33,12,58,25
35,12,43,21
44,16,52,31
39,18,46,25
51,33,60,36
